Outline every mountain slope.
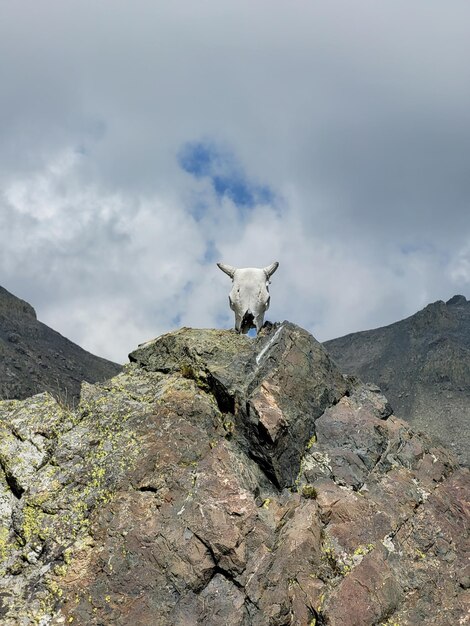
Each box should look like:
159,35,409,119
324,295,470,465
0,323,467,625
0,285,122,403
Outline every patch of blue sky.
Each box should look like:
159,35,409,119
202,240,219,264
178,140,275,212
171,313,182,327
212,175,274,208
179,141,216,178
188,196,209,222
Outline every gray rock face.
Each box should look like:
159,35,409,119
129,323,348,487
0,323,468,625
0,285,122,404
324,295,470,466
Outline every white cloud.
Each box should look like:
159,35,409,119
1,1,469,362
450,241,470,286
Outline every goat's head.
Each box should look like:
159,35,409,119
217,262,279,333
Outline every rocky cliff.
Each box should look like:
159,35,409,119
324,295,470,466
0,285,122,404
0,323,468,625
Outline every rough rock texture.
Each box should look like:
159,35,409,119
324,295,470,466
0,322,468,625
129,324,348,488
0,285,122,404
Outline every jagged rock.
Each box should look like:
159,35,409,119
0,285,122,404
129,324,348,487
0,322,468,625
324,295,470,465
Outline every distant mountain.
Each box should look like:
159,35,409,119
0,285,122,404
324,295,470,465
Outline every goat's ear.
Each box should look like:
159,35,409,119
217,263,236,278
264,262,279,279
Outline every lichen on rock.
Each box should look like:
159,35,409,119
0,322,467,625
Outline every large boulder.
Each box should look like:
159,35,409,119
129,323,348,487
0,323,467,625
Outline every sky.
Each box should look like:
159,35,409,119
1,1,470,363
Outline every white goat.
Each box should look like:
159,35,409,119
217,262,279,333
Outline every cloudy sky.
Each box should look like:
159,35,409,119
1,1,470,363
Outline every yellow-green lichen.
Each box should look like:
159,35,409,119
47,578,64,598
321,536,375,577
63,547,73,564
294,432,319,490
301,484,317,499
223,420,235,435
306,434,317,449
353,543,375,557
21,503,45,544
180,364,209,392
321,537,338,569
0,368,163,622
53,562,69,577
0,526,12,570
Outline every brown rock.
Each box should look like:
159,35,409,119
0,323,467,625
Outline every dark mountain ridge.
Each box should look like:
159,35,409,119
0,285,122,403
324,294,470,465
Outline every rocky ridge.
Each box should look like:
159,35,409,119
0,285,122,404
0,322,468,625
324,295,470,465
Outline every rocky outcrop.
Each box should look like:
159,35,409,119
0,323,468,625
324,295,470,466
0,285,122,404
